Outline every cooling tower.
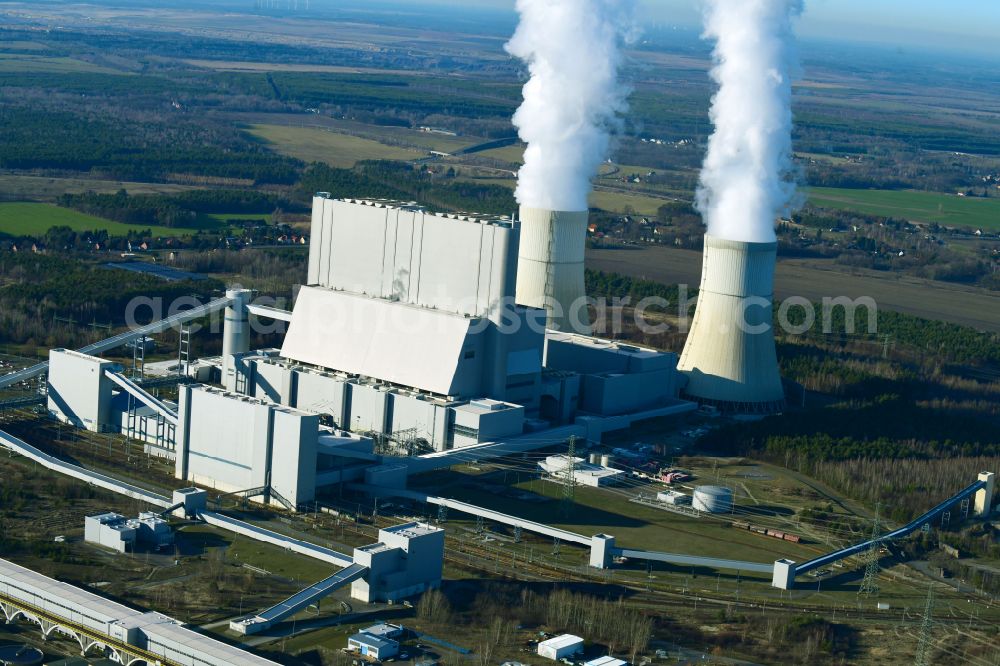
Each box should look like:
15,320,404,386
515,206,590,334
677,234,785,413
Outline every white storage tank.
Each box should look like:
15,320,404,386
600,454,613,468
692,485,733,513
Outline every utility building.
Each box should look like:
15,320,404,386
351,522,444,603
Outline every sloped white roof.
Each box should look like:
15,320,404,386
281,286,475,396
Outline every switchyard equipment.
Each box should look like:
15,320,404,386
677,234,785,413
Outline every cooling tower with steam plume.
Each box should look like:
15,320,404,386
678,0,803,413
505,0,634,334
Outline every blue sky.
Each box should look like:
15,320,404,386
443,0,999,58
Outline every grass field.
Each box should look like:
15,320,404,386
589,189,671,216
475,144,525,164
0,174,199,202
245,124,425,168
0,202,219,237
587,244,1000,331
807,186,1000,230
0,53,123,74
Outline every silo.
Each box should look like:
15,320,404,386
600,454,613,468
588,453,600,465
222,288,252,378
692,485,733,513
677,234,785,413
515,206,590,334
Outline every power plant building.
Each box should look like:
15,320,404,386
43,196,696,511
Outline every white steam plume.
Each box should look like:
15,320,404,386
505,0,635,212
697,0,803,243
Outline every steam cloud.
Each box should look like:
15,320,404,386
505,0,635,212
697,0,803,243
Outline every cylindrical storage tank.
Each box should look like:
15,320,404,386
600,454,613,468
222,287,253,378
588,453,600,465
515,206,590,334
677,234,785,414
692,485,733,513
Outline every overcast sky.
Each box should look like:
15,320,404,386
428,0,999,58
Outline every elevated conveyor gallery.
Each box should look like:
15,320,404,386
350,484,774,572
0,295,234,390
772,474,994,589
0,429,173,508
104,369,179,425
230,563,368,635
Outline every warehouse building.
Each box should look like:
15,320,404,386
539,455,624,487
348,632,399,661
538,634,584,660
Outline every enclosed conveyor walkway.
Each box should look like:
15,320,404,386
105,369,179,425
0,295,233,390
795,478,987,576
230,563,368,635
0,429,173,508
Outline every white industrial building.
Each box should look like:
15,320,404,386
584,657,628,666
656,489,691,506
538,634,585,660
43,196,697,510
352,522,444,602
539,454,624,487
84,511,173,553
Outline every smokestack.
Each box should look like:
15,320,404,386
677,235,784,413
515,206,590,334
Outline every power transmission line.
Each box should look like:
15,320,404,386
858,502,882,597
914,585,935,666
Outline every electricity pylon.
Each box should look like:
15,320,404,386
858,503,882,597
914,585,935,666
559,435,577,517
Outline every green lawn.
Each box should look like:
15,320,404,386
807,187,1000,230
0,202,220,237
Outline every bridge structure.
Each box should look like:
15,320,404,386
0,295,234,391
773,473,995,589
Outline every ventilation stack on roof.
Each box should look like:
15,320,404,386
515,206,590,334
677,234,784,414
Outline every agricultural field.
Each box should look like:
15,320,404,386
0,202,222,238
586,244,1000,332
589,189,674,216
807,186,1000,230
0,174,198,203
0,53,124,74
245,124,426,168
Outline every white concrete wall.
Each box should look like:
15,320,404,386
47,349,114,432
271,409,318,506
309,198,517,320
